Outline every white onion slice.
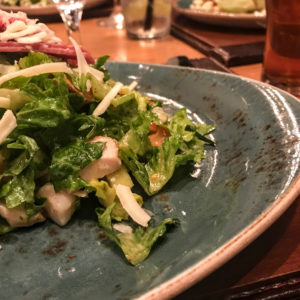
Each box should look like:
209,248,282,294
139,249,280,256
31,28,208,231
92,82,123,116
0,110,17,144
115,184,151,227
143,208,155,217
0,62,72,86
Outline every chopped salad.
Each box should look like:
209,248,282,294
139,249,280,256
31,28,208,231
1,0,49,8
0,39,215,265
190,0,265,14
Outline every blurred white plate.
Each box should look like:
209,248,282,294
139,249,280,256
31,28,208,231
173,0,266,28
0,0,107,15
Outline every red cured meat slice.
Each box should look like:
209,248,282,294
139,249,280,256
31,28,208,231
0,41,95,64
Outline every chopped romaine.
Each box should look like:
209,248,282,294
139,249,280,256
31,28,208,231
0,50,215,265
96,203,177,265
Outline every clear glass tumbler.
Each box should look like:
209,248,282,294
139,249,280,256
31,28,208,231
262,0,300,97
98,0,124,30
121,0,172,40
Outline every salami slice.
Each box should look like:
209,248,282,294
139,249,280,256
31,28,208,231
0,41,95,64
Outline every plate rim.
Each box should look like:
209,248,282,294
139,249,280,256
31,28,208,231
173,0,266,20
105,62,300,300
137,179,300,300
172,0,265,28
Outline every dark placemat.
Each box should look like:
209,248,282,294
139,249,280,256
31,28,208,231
171,13,266,67
167,56,234,73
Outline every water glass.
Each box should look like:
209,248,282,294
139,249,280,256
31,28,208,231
121,0,172,40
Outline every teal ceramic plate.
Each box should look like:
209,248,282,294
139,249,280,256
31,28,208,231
0,63,299,300
173,0,265,28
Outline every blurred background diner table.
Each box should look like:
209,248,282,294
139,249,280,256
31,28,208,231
14,0,300,298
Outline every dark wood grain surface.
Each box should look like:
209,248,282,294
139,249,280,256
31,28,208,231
171,13,266,66
174,196,300,299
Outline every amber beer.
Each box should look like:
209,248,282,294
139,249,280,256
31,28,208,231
262,0,300,96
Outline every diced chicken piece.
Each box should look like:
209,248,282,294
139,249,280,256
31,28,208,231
0,202,45,228
79,136,122,182
152,106,169,123
38,183,76,226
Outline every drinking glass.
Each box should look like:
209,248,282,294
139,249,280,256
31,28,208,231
262,0,300,97
98,0,124,29
121,0,172,40
52,0,86,44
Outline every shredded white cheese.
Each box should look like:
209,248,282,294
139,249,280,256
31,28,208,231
0,62,72,86
0,64,19,75
115,184,151,227
92,82,123,116
89,67,104,82
128,80,138,91
113,223,133,233
17,31,47,44
69,37,104,90
0,110,17,144
72,190,87,198
143,208,155,217
0,24,40,41
69,37,90,77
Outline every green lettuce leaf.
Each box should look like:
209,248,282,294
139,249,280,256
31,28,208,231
16,97,70,130
101,98,140,140
49,140,105,191
3,135,40,177
93,55,110,82
0,167,35,209
2,56,69,106
90,180,143,221
121,136,180,195
96,203,177,265
168,108,215,165
119,107,215,195
70,114,105,140
18,52,53,69
23,113,105,153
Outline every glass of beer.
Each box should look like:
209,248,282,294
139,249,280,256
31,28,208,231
262,0,300,97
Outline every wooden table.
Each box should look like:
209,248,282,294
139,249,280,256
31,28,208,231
48,18,300,299
48,18,262,81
